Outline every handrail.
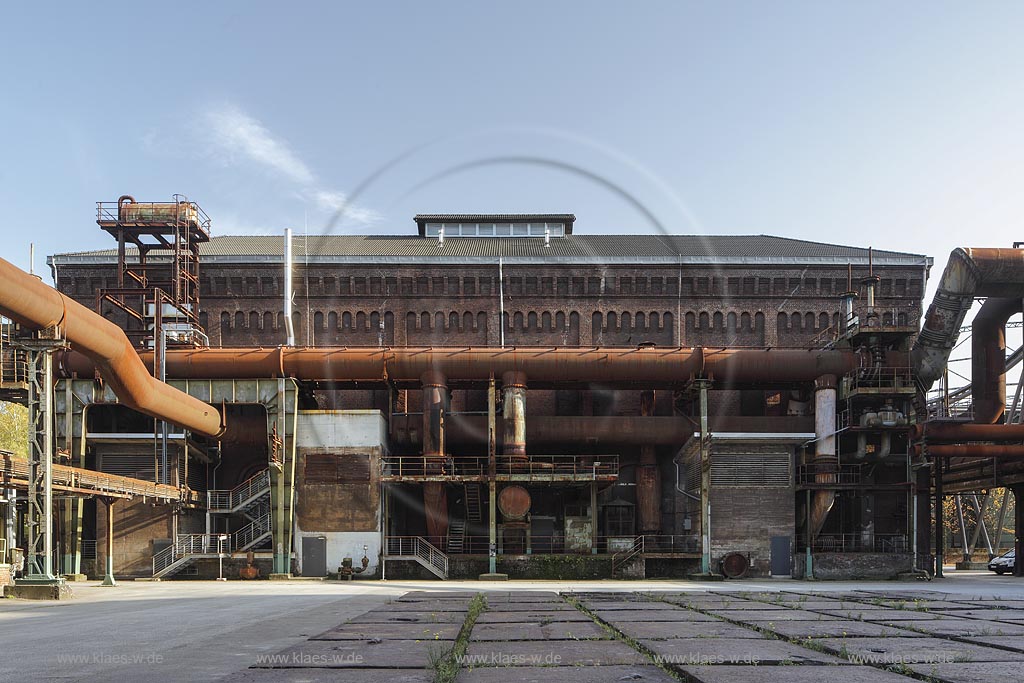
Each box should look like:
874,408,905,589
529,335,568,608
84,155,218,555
208,469,270,512
384,535,448,578
612,536,644,575
234,513,272,551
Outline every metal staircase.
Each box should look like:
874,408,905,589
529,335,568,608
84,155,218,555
464,483,482,522
447,519,466,554
611,536,645,576
385,536,449,579
152,471,272,578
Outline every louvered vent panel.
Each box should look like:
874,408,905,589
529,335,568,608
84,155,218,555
711,452,791,488
100,454,156,481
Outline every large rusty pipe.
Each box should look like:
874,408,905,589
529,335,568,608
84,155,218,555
60,346,870,386
919,444,1024,458
502,371,527,460
637,390,661,536
913,248,1024,389
913,422,1024,442
420,371,449,547
972,297,1020,424
0,257,223,438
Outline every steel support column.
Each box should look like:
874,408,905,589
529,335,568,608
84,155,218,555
100,499,116,587
21,336,65,585
696,380,712,574
934,456,944,578
1014,484,1024,577
487,377,497,575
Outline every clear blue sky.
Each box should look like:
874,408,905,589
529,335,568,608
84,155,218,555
1,1,1022,295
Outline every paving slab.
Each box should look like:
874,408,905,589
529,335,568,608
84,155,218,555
957,635,1024,653
679,664,918,682
814,608,952,621
766,601,870,610
483,601,575,611
577,600,680,610
616,621,765,640
470,621,610,641
595,609,720,623
348,610,467,624
221,669,434,682
464,639,647,666
457,664,677,682
746,619,922,639
376,600,474,612
933,609,1024,623
897,618,1024,637
952,599,1024,609
475,610,589,623
904,662,1024,683
709,609,839,621
312,622,462,640
399,591,482,600
639,637,846,665
263,639,442,668
812,636,1024,664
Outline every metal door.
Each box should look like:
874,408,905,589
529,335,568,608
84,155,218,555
770,536,792,576
302,536,327,577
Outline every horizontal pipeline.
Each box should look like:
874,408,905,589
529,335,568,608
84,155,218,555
917,444,1024,458
913,422,1024,442
60,346,871,387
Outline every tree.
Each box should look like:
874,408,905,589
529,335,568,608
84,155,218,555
0,401,28,457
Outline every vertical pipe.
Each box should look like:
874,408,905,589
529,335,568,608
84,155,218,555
101,499,116,587
637,390,661,540
590,482,598,555
488,377,497,575
502,371,527,462
284,228,295,347
935,455,944,577
698,380,711,574
810,375,838,539
422,371,449,547
498,257,505,348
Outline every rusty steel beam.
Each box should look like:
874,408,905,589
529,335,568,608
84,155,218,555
0,257,223,438
60,345,871,387
913,422,1024,442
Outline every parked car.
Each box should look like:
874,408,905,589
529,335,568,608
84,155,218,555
988,549,1016,575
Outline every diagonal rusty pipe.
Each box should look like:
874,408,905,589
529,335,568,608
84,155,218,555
0,257,224,438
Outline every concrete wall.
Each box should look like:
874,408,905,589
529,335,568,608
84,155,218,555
294,411,387,577
794,552,915,580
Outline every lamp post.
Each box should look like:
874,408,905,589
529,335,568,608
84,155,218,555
217,533,228,581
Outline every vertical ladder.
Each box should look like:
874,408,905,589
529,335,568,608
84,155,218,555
464,483,482,523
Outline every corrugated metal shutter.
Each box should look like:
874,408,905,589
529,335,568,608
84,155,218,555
711,452,791,488
99,453,156,481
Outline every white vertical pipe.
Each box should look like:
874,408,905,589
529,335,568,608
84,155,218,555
284,228,295,347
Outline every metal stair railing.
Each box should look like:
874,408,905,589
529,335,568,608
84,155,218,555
208,470,271,513
384,536,449,579
611,536,645,576
234,513,272,551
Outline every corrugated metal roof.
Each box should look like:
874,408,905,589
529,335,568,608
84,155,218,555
50,234,930,266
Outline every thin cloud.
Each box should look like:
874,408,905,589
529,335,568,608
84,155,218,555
197,104,379,228
204,104,314,184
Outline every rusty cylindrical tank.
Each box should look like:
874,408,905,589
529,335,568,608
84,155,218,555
502,371,527,461
497,485,531,521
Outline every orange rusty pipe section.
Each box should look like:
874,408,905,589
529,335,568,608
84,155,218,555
913,422,1024,442
61,346,869,385
917,444,1024,458
972,297,1021,424
0,257,224,439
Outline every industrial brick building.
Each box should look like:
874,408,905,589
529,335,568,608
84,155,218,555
5,199,944,582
